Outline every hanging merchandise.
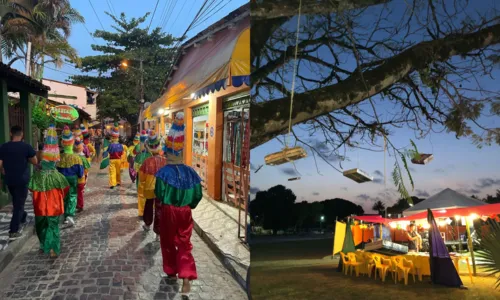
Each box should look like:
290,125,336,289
165,112,185,156
192,104,209,189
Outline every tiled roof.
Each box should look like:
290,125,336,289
0,62,50,94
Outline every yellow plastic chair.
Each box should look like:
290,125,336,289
367,255,376,278
339,252,352,275
372,255,391,282
390,256,404,284
395,257,416,285
347,252,364,277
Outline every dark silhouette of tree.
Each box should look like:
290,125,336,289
249,185,297,235
372,200,386,215
386,197,424,216
484,190,500,204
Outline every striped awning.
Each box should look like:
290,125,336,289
144,18,249,118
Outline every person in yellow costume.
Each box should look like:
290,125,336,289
120,137,129,170
107,124,123,189
139,130,167,238
134,130,151,217
81,124,95,164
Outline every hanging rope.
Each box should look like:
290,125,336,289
284,0,303,177
384,136,387,187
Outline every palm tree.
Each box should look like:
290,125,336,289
1,0,84,78
372,200,386,216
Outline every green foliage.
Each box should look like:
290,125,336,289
32,100,51,130
392,139,419,205
475,220,500,289
71,12,179,122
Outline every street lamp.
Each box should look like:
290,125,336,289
320,215,325,233
121,60,145,131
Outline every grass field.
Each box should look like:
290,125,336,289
250,238,500,300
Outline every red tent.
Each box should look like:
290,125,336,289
352,215,390,224
391,203,500,222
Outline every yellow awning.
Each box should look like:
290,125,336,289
145,20,249,118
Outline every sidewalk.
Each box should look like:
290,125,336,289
0,195,35,273
192,197,250,289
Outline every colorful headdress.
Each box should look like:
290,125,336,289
111,122,120,140
133,133,140,144
165,112,185,156
42,124,60,163
61,125,75,148
140,130,148,143
72,126,82,139
74,137,84,153
147,130,161,153
81,124,89,139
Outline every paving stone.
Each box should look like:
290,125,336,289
0,167,248,300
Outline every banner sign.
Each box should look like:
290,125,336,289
50,105,79,123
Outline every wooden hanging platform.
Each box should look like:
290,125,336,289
264,146,307,166
343,168,373,183
411,153,434,165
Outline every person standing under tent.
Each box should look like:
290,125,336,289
0,125,38,240
139,131,167,238
56,126,84,226
81,125,95,164
134,130,151,217
128,133,140,183
108,123,123,189
28,124,69,258
155,112,202,296
74,138,90,213
406,223,422,252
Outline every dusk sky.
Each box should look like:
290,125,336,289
11,0,248,82
250,0,500,214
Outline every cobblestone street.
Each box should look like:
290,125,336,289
0,167,246,300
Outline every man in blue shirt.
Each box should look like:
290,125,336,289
0,126,37,240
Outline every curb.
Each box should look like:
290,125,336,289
193,216,248,292
0,221,35,274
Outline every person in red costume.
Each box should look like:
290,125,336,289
154,113,203,297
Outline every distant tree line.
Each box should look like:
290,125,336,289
250,185,364,235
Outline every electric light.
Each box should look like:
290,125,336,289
454,215,460,221
158,108,164,115
423,223,430,229
438,220,447,227
469,213,479,220
461,217,466,226
439,209,447,213
445,218,452,225
191,93,196,99
121,62,128,67
389,222,397,229
163,110,169,115
320,216,325,221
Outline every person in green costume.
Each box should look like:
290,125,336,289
74,138,91,213
56,125,84,226
29,124,69,258
134,130,151,217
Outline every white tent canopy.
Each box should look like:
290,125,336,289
404,188,486,216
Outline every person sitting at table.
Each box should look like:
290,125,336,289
406,224,422,252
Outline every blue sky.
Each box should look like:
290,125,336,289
250,0,500,213
10,0,248,82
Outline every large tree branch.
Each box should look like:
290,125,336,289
250,23,500,149
251,0,389,20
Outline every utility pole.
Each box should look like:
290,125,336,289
139,58,144,132
25,42,32,76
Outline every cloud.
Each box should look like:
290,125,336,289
280,167,298,176
249,187,260,194
415,189,429,197
310,140,341,162
464,188,481,195
372,178,383,184
312,192,320,196
357,194,371,201
433,168,446,173
475,178,500,189
374,170,383,177
341,187,348,191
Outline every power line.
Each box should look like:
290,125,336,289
160,0,178,31
106,0,118,18
82,23,97,42
88,0,105,31
165,0,188,34
192,0,232,30
147,0,161,33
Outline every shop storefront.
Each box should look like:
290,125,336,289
143,4,250,203
222,92,250,208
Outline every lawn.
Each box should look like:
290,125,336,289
250,238,500,300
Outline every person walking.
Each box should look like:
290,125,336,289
28,124,69,257
0,125,38,240
134,130,151,217
155,113,202,296
108,124,123,189
93,133,102,163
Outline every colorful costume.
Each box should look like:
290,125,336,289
81,125,95,163
108,124,124,188
74,138,90,211
56,126,84,224
28,125,69,257
134,130,151,216
128,133,140,183
139,131,167,234
73,126,90,159
164,112,185,156
100,138,110,169
155,115,202,280
121,142,129,170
